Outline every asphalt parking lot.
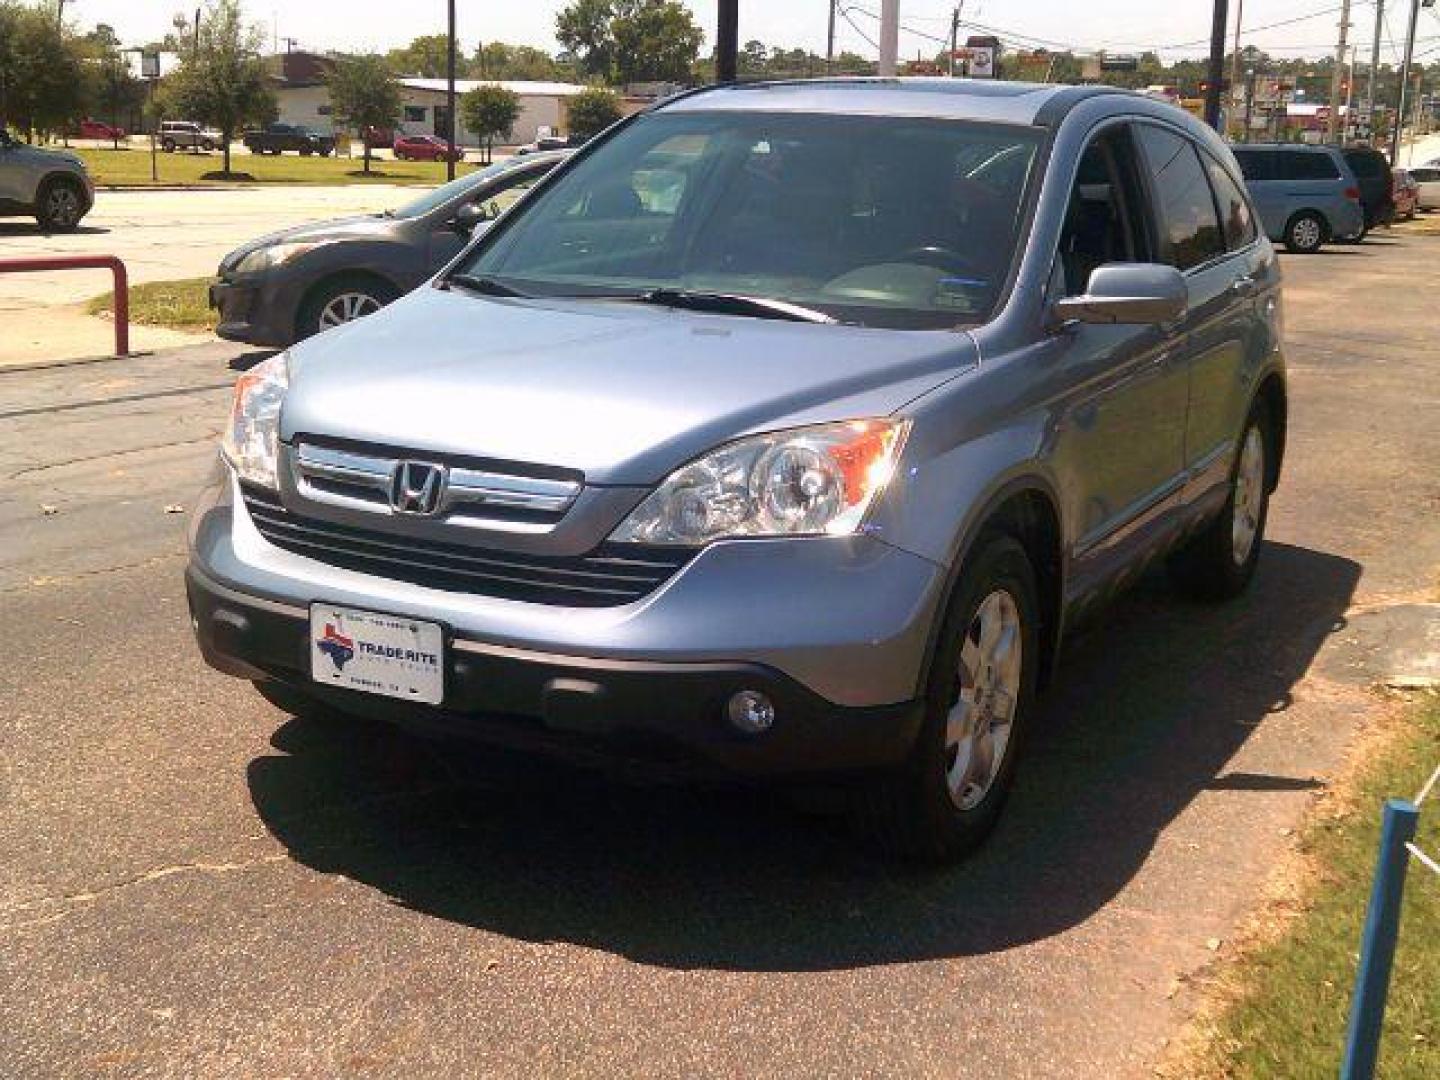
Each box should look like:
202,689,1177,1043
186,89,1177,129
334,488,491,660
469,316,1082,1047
2,233,1439,1076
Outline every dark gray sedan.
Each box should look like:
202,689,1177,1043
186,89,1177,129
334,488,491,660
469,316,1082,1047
210,151,568,347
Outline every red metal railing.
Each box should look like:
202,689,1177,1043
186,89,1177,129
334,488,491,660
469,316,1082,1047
0,255,129,357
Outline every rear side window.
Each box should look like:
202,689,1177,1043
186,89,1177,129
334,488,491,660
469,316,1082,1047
1135,125,1224,271
1345,151,1385,178
1276,151,1340,180
1232,149,1274,182
1412,167,1440,183
1204,156,1257,249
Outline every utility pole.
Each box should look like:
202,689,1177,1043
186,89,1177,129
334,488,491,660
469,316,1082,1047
445,0,456,181
717,0,738,82
1203,0,1230,131
1327,0,1351,144
1228,0,1245,138
1344,44,1358,140
1389,0,1423,164
1365,0,1384,136
878,0,899,77
194,7,202,60
826,0,836,72
948,5,963,78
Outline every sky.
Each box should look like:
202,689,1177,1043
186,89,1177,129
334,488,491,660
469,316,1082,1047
54,0,1440,66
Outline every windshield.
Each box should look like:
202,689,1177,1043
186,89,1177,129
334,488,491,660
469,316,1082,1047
389,159,529,220
459,110,1041,329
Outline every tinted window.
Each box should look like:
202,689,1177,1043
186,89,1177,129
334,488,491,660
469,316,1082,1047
1232,149,1274,182
1345,150,1386,178
1409,167,1440,182
1203,155,1257,249
463,111,1043,329
1276,151,1340,180
1135,125,1224,271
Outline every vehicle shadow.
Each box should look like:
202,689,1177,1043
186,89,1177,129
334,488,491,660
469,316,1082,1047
247,540,1359,971
0,222,109,237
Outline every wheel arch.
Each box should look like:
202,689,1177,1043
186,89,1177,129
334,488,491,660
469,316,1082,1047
922,475,1067,694
294,268,404,337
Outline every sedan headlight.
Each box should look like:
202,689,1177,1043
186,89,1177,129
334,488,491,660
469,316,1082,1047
233,242,320,275
221,352,289,488
610,420,909,546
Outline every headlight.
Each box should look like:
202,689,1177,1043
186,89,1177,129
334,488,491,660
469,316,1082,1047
221,352,289,488
610,420,909,546
233,242,319,275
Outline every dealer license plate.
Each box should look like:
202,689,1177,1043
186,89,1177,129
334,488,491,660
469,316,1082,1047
309,604,444,705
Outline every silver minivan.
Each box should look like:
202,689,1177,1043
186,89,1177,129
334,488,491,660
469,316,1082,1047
1231,143,1366,252
188,80,1287,861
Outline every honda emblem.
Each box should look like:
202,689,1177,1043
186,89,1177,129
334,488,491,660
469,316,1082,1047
390,461,446,515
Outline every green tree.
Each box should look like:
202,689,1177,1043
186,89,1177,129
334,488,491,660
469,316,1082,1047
555,0,614,80
612,1,702,83
556,0,703,85
385,34,453,78
0,1,84,139
327,54,400,174
474,42,566,82
565,86,621,139
460,83,519,162
161,0,274,176
77,24,145,144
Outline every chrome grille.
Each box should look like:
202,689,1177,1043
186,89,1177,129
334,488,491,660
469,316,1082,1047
241,486,692,607
291,440,581,531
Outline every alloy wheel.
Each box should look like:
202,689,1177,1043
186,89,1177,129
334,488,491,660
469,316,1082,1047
317,292,382,330
945,588,1023,811
45,186,80,228
1231,425,1266,566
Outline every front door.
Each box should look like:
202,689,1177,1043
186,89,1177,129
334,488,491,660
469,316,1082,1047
1046,124,1190,601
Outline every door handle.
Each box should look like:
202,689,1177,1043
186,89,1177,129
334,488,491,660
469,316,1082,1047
1231,274,1257,295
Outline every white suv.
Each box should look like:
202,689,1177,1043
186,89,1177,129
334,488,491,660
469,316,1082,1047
159,120,220,152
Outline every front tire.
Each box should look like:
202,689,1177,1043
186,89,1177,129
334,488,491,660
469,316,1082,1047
1168,404,1272,601
34,177,85,232
1284,211,1327,253
853,533,1040,863
297,275,399,340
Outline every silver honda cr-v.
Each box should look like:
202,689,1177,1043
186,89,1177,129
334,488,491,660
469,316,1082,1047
188,79,1286,862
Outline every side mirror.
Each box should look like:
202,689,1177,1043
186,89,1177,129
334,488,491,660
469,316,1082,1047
451,203,488,232
1053,263,1188,326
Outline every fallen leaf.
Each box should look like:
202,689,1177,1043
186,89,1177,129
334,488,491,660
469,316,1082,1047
40,504,58,516
164,504,185,514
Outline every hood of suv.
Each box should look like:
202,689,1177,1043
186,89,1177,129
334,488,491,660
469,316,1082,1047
280,285,976,484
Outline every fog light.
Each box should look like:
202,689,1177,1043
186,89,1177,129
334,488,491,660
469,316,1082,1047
727,690,775,734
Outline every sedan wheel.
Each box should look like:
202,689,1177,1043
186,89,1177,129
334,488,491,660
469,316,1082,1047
1230,425,1266,567
38,182,83,231
317,291,383,330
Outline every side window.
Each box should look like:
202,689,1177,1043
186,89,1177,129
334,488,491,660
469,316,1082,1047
1054,126,1153,296
1134,125,1224,272
403,106,427,123
473,174,538,221
1280,151,1340,180
1203,155,1257,250
1232,149,1274,182
1409,167,1440,183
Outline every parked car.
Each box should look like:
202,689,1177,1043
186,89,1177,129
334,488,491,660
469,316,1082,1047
1341,146,1394,231
188,81,1286,863
0,126,95,230
1231,143,1365,252
159,120,219,152
75,117,125,141
362,126,394,150
393,134,464,162
1392,167,1419,220
1410,164,1440,211
210,150,567,346
515,134,585,155
242,123,335,156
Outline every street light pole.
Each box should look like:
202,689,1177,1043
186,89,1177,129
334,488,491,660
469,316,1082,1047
878,0,899,77
1228,0,1246,138
717,0,738,83
446,0,456,181
1365,0,1384,136
826,0,837,72
1327,0,1352,143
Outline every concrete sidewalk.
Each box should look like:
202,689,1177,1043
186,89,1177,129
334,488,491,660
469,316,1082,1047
0,303,214,370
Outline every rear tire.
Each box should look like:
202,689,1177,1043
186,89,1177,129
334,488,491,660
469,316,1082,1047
852,533,1039,864
34,177,85,232
1283,211,1326,253
1168,403,1272,601
161,138,176,153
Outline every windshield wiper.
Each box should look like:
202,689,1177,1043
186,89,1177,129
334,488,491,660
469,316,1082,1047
637,288,835,324
445,273,530,298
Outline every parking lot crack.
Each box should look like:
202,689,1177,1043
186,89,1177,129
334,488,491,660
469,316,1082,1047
1,852,290,933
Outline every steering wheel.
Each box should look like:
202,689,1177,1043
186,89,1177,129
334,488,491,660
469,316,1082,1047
894,245,987,279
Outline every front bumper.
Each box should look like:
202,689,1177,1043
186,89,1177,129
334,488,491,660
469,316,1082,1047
186,473,944,776
210,270,305,348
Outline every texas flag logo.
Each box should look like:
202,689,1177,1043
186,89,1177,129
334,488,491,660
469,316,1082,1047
317,622,356,671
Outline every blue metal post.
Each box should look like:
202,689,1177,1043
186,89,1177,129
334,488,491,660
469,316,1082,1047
1341,798,1420,1080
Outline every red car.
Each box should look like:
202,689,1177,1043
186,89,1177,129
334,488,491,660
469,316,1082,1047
1392,168,1419,221
76,117,125,140
392,134,464,162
